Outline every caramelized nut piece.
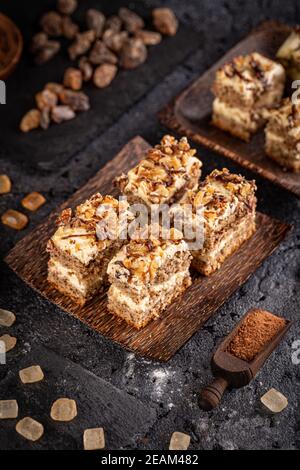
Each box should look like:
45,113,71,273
36,89,58,110
57,0,78,15
1,210,28,230
0,175,12,194
135,30,162,46
0,334,17,352
63,67,83,91
93,64,118,88
20,109,41,133
152,8,178,36
16,417,44,442
21,192,46,212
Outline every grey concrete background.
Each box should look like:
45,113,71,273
0,0,299,450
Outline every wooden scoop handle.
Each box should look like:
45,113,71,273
199,377,229,411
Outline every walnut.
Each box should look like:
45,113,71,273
56,208,72,226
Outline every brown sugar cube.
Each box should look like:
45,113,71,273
0,175,12,194
20,109,41,133
0,334,17,352
83,428,105,450
21,192,46,212
63,67,83,91
260,388,288,414
0,308,16,327
0,400,18,419
16,417,44,442
50,398,77,421
1,209,28,230
19,365,44,384
169,432,191,450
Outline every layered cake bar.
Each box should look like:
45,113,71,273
277,27,300,80
115,135,202,206
47,194,133,305
212,52,285,141
173,169,257,276
265,98,300,172
107,226,192,329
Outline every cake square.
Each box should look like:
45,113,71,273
212,52,286,141
173,169,257,276
276,27,300,80
115,135,202,207
107,225,192,329
265,98,300,172
47,194,133,305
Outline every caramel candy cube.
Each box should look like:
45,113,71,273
16,417,44,441
0,400,18,419
0,175,12,194
50,398,77,421
1,209,28,230
19,365,44,384
83,428,105,450
169,432,191,450
21,192,46,212
0,334,17,352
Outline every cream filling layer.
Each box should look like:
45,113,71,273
193,215,255,262
49,259,101,295
213,98,259,129
109,270,189,314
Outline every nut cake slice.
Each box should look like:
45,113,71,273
212,52,285,141
115,135,202,206
107,226,192,329
174,169,257,276
47,194,133,305
265,98,300,172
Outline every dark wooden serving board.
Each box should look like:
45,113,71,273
5,136,291,362
159,21,300,198
0,0,202,170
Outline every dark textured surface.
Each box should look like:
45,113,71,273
0,0,299,450
0,0,201,169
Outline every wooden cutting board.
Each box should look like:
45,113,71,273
159,21,300,198
4,136,291,362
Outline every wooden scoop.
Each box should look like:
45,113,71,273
199,309,292,411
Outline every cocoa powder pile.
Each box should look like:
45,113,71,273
228,309,287,362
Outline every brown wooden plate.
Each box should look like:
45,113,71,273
159,21,300,198
5,136,291,362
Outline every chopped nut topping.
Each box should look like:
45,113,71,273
116,135,201,205
0,175,12,194
21,192,46,212
1,210,29,230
